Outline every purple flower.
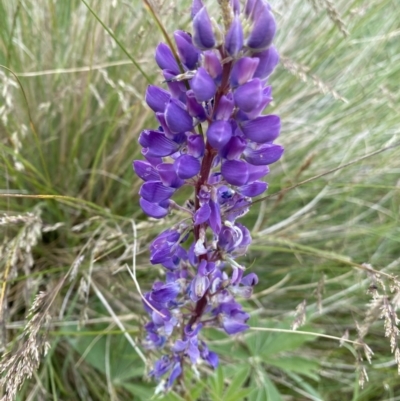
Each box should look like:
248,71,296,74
133,0,283,388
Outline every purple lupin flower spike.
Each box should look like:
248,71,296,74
133,0,282,391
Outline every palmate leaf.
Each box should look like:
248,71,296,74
248,372,283,401
206,365,253,401
64,324,145,381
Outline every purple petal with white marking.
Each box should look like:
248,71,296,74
230,57,259,87
187,134,205,158
157,163,185,188
203,50,223,82
174,154,201,179
139,130,178,157
207,120,232,150
214,94,234,121
219,136,247,160
133,160,160,182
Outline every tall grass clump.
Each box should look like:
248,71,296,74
0,0,399,400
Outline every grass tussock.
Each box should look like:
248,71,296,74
0,0,400,400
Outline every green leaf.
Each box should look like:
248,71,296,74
223,365,251,400
249,372,283,401
266,356,320,381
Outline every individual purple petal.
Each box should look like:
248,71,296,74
188,340,200,364
185,322,203,337
143,153,163,167
190,274,210,301
151,282,180,303
209,199,222,234
203,50,223,82
206,351,219,368
244,0,268,19
247,164,269,182
174,154,201,179
133,160,160,182
241,272,259,286
145,85,171,113
214,94,234,121
218,225,243,253
191,0,204,18
187,134,205,158
231,265,244,285
139,181,175,203
139,130,178,157
230,57,260,87
172,339,188,353
222,317,249,335
253,45,280,80
157,163,185,188
247,7,276,50
241,115,280,143
244,86,273,119
221,160,249,186
174,30,200,69
194,203,211,225
197,260,207,276
191,67,217,102
207,120,232,150
219,136,247,160
155,43,180,74
244,144,284,165
165,99,193,133
193,7,216,50
167,362,182,388
139,198,169,219
163,70,187,101
150,355,173,378
238,180,267,197
186,90,207,121
225,15,243,56
234,79,263,112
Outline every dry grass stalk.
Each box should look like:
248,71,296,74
0,292,51,401
322,0,349,37
291,300,307,330
0,211,43,347
280,56,348,103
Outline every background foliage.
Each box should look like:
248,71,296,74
0,0,399,400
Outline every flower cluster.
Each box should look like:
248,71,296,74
133,0,282,389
